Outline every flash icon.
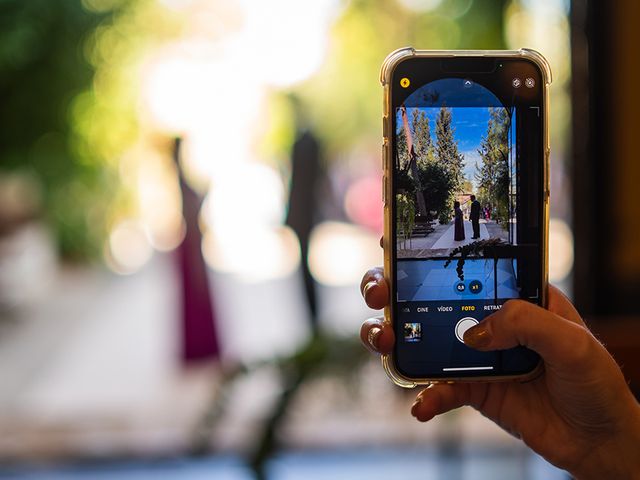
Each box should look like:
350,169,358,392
400,77,410,88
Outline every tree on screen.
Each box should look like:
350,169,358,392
475,107,512,226
396,108,457,226
435,106,465,223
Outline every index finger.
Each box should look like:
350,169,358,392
547,284,584,326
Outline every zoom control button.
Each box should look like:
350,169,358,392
455,317,479,343
469,280,482,294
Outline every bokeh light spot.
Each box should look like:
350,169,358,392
549,218,574,282
106,220,153,275
308,221,381,286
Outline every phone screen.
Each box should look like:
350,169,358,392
390,57,546,379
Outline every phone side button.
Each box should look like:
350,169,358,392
382,175,387,204
545,147,551,189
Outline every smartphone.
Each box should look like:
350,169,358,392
380,48,550,386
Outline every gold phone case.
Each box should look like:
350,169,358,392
380,47,551,388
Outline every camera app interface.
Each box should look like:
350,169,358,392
392,73,542,378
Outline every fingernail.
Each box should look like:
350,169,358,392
367,326,382,350
463,324,492,348
410,396,423,417
363,281,377,299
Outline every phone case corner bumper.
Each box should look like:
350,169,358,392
380,47,416,86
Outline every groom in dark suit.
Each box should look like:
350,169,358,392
470,195,481,239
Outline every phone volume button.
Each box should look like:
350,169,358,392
544,147,551,191
382,175,387,203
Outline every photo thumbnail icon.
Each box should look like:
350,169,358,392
403,322,422,342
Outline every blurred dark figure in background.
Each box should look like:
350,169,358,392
173,137,220,363
286,130,323,330
453,200,465,241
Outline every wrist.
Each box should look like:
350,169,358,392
570,401,640,479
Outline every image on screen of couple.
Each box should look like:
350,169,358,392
395,103,516,259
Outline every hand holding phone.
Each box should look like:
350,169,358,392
363,46,640,479
360,275,640,478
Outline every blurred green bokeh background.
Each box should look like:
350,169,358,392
0,0,571,272
0,1,572,478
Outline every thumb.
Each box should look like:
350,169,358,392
463,299,595,370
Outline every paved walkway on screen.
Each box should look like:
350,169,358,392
430,220,490,250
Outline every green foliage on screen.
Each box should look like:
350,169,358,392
475,107,512,226
396,107,461,225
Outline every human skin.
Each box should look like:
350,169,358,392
360,267,640,479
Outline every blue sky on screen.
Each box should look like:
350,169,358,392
396,77,516,191
395,106,496,189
